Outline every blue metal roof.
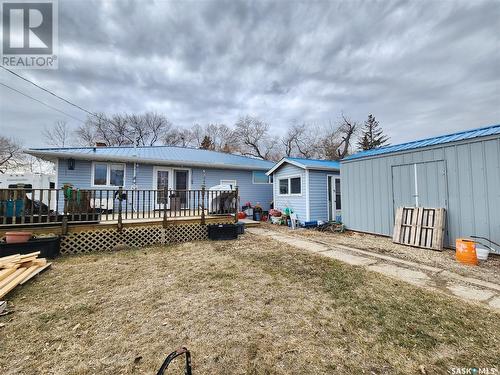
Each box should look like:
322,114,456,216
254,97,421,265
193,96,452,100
286,157,340,170
344,124,500,161
266,157,340,175
26,145,275,170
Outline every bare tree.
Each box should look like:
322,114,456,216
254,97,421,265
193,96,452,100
0,137,23,173
234,115,274,159
336,114,358,159
42,121,71,147
281,123,319,158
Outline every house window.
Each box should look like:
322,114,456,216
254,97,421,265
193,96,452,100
109,164,125,186
93,162,125,186
252,171,271,184
93,163,108,186
278,176,301,195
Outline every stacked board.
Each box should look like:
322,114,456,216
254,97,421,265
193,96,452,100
0,252,52,299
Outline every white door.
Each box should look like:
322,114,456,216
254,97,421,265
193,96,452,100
328,176,342,222
153,167,171,209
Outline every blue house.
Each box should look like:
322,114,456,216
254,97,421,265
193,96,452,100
266,157,341,223
25,145,274,212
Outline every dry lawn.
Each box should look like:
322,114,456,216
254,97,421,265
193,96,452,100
0,233,499,375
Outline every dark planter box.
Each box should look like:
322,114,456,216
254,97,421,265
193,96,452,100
0,237,61,258
208,224,238,240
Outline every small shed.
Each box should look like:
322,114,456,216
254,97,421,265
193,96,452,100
341,124,500,252
266,157,341,223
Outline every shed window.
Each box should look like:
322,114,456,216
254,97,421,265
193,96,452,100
279,179,288,194
253,171,271,184
290,177,301,194
278,176,301,195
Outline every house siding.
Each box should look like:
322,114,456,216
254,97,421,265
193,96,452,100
56,158,272,211
272,164,307,221
341,136,500,251
309,170,340,222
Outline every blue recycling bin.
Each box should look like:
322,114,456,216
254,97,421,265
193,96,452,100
5,199,25,217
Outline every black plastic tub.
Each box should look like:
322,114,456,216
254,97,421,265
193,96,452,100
0,237,61,258
208,224,238,240
236,222,245,235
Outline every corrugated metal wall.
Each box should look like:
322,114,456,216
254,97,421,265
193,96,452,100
341,136,500,249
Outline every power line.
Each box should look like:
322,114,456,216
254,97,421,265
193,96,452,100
0,81,86,124
0,65,96,117
0,66,124,131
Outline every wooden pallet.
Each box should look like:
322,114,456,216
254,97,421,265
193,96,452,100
393,207,446,251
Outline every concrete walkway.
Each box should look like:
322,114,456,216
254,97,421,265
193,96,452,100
246,227,500,311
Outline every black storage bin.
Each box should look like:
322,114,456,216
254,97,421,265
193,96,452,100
208,224,238,240
0,237,61,258
236,222,245,235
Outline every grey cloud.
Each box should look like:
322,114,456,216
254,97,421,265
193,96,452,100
0,0,499,149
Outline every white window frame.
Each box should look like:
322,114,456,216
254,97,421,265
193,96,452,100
252,171,272,184
277,174,302,196
90,161,127,189
91,162,126,187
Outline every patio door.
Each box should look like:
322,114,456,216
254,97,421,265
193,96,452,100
174,169,189,209
328,176,341,222
154,167,170,210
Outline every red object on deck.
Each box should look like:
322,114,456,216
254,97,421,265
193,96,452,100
237,212,247,220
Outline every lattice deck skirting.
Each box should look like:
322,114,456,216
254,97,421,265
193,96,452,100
60,223,211,254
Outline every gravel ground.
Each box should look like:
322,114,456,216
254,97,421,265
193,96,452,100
263,223,500,284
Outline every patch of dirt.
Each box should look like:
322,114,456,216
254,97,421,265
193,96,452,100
0,237,499,374
265,223,500,284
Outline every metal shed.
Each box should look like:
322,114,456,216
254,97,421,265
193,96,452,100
340,124,500,252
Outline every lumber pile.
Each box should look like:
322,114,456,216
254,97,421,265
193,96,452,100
0,252,51,299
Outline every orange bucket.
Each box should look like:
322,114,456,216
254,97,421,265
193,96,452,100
456,238,478,265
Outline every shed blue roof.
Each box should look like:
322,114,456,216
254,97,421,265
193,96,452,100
344,124,500,161
266,157,340,175
25,145,275,171
286,157,341,169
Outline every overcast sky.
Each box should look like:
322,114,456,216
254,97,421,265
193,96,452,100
1,0,499,148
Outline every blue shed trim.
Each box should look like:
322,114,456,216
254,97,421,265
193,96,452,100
344,124,500,161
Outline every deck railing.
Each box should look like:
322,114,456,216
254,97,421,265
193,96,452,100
0,186,238,231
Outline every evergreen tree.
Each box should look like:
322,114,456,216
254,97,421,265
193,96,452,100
200,135,214,150
357,114,389,150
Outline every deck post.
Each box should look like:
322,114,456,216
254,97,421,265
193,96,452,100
62,188,68,235
201,184,206,225
234,185,239,223
162,186,168,228
117,187,123,232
